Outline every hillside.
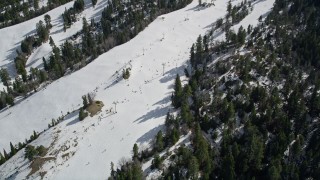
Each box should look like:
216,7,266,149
1,0,318,179
112,0,319,179
0,0,244,179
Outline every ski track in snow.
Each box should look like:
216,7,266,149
0,0,275,179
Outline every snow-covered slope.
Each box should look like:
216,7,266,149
0,0,107,81
0,0,275,179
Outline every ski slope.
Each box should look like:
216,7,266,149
0,0,275,179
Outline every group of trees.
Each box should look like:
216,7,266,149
166,0,320,179
0,15,53,103
0,0,73,29
24,145,46,161
0,130,39,165
79,94,93,120
109,159,144,180
100,0,192,50
111,0,320,179
62,0,85,30
226,0,250,25
0,0,195,114
0,68,14,109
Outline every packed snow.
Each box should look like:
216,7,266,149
0,0,275,179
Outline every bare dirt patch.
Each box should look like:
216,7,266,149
27,156,56,178
86,100,104,117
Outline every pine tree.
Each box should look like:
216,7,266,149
203,35,209,52
152,153,162,169
43,57,49,71
33,130,38,140
188,156,199,180
227,1,232,17
172,74,183,108
132,159,144,179
79,107,87,120
10,142,16,156
34,0,40,10
44,14,52,29
87,93,93,105
268,160,282,180
221,150,236,180
92,0,98,7
49,36,55,47
155,131,164,152
0,68,10,87
237,26,246,45
181,102,193,127
0,152,5,164
36,20,49,42
82,95,88,108
226,102,235,122
3,149,9,160
133,143,139,158
110,162,115,178
310,85,320,116
195,35,203,65
190,44,195,68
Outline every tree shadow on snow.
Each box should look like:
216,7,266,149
134,104,170,124
0,60,17,78
186,3,213,12
90,0,109,21
66,110,81,126
251,0,267,7
152,95,171,106
159,63,187,85
136,124,165,144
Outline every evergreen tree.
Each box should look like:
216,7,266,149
195,35,203,65
221,150,235,180
36,20,49,42
74,0,85,13
79,107,87,120
190,44,195,68
44,14,52,29
268,160,282,180
152,153,163,169
49,36,55,47
9,142,16,156
33,130,38,140
82,95,88,108
188,156,199,180
3,149,9,160
0,152,5,165
133,143,139,159
310,85,320,117
155,130,164,152
172,74,183,108
0,68,10,87
237,26,246,45
43,57,49,71
34,0,39,10
92,0,98,7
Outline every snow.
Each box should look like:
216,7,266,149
0,0,108,89
232,0,275,31
213,0,275,42
143,132,191,180
0,0,276,179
